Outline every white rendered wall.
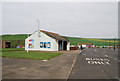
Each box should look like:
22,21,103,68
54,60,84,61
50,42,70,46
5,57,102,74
82,45,86,48
25,31,58,51
67,42,70,50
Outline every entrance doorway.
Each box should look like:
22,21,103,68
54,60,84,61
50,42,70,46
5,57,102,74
58,41,62,51
58,41,67,51
5,41,11,48
63,41,67,50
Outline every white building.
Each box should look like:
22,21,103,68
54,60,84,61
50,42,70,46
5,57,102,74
25,30,70,51
78,43,95,48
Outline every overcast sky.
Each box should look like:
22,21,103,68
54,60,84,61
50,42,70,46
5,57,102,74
2,2,118,38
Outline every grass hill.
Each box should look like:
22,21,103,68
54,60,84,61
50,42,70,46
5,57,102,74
1,34,29,48
1,34,29,40
64,37,119,46
1,34,119,47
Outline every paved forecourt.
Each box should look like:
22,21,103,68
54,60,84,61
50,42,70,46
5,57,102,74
2,50,80,79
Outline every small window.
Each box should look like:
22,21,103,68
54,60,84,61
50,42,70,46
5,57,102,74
47,42,51,48
44,42,47,48
40,42,43,48
40,42,51,48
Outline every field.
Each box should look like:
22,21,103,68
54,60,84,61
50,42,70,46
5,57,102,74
1,34,28,40
1,48,63,60
65,37,119,46
1,34,28,47
1,34,119,46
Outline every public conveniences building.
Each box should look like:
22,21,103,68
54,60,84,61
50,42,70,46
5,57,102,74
25,30,70,51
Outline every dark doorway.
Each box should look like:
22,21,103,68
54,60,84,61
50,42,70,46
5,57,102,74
5,41,11,48
58,41,67,51
58,41,62,51
63,41,67,50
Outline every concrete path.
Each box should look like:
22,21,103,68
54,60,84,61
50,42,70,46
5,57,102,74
2,50,80,79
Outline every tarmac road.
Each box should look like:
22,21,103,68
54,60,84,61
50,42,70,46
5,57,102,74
68,48,119,80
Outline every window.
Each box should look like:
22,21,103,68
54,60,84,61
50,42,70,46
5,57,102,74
40,42,51,48
40,42,43,48
44,42,47,48
47,42,51,48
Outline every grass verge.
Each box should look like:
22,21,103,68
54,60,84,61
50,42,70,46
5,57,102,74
1,51,63,60
1,48,25,51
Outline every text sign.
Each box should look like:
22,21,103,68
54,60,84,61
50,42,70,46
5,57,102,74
86,58,110,65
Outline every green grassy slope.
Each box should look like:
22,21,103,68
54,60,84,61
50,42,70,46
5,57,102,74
1,34,28,40
64,37,119,46
1,34,29,47
1,34,119,46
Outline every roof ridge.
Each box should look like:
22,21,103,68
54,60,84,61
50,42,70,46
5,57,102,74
40,30,60,35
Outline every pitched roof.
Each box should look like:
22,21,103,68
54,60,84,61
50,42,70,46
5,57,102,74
40,30,69,41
